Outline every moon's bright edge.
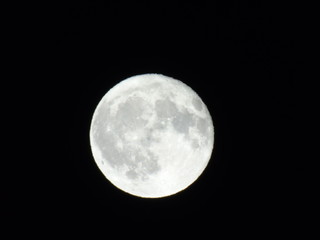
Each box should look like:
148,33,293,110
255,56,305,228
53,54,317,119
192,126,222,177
89,74,214,198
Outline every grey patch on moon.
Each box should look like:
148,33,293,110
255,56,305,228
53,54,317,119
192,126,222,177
191,139,200,149
125,150,160,180
192,97,203,111
155,99,178,119
155,98,196,136
115,96,149,130
94,128,161,180
126,170,139,179
92,95,161,181
196,117,212,146
172,110,196,135
153,120,167,131
197,117,210,135
140,128,159,147
93,131,125,167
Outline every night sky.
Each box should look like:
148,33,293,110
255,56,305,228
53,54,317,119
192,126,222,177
5,0,307,236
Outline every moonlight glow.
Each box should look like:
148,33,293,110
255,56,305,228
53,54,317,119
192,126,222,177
89,74,214,198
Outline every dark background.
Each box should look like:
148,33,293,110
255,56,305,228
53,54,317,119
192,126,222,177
5,0,307,236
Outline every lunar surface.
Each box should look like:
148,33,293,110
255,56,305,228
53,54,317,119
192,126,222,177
89,74,214,198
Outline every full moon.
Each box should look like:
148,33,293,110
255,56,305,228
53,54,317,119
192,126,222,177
89,74,214,198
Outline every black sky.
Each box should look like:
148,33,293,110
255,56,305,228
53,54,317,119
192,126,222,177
5,0,307,236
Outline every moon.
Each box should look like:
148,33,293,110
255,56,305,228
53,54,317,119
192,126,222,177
89,74,214,198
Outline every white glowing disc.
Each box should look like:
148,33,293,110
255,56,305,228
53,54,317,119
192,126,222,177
89,74,214,198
